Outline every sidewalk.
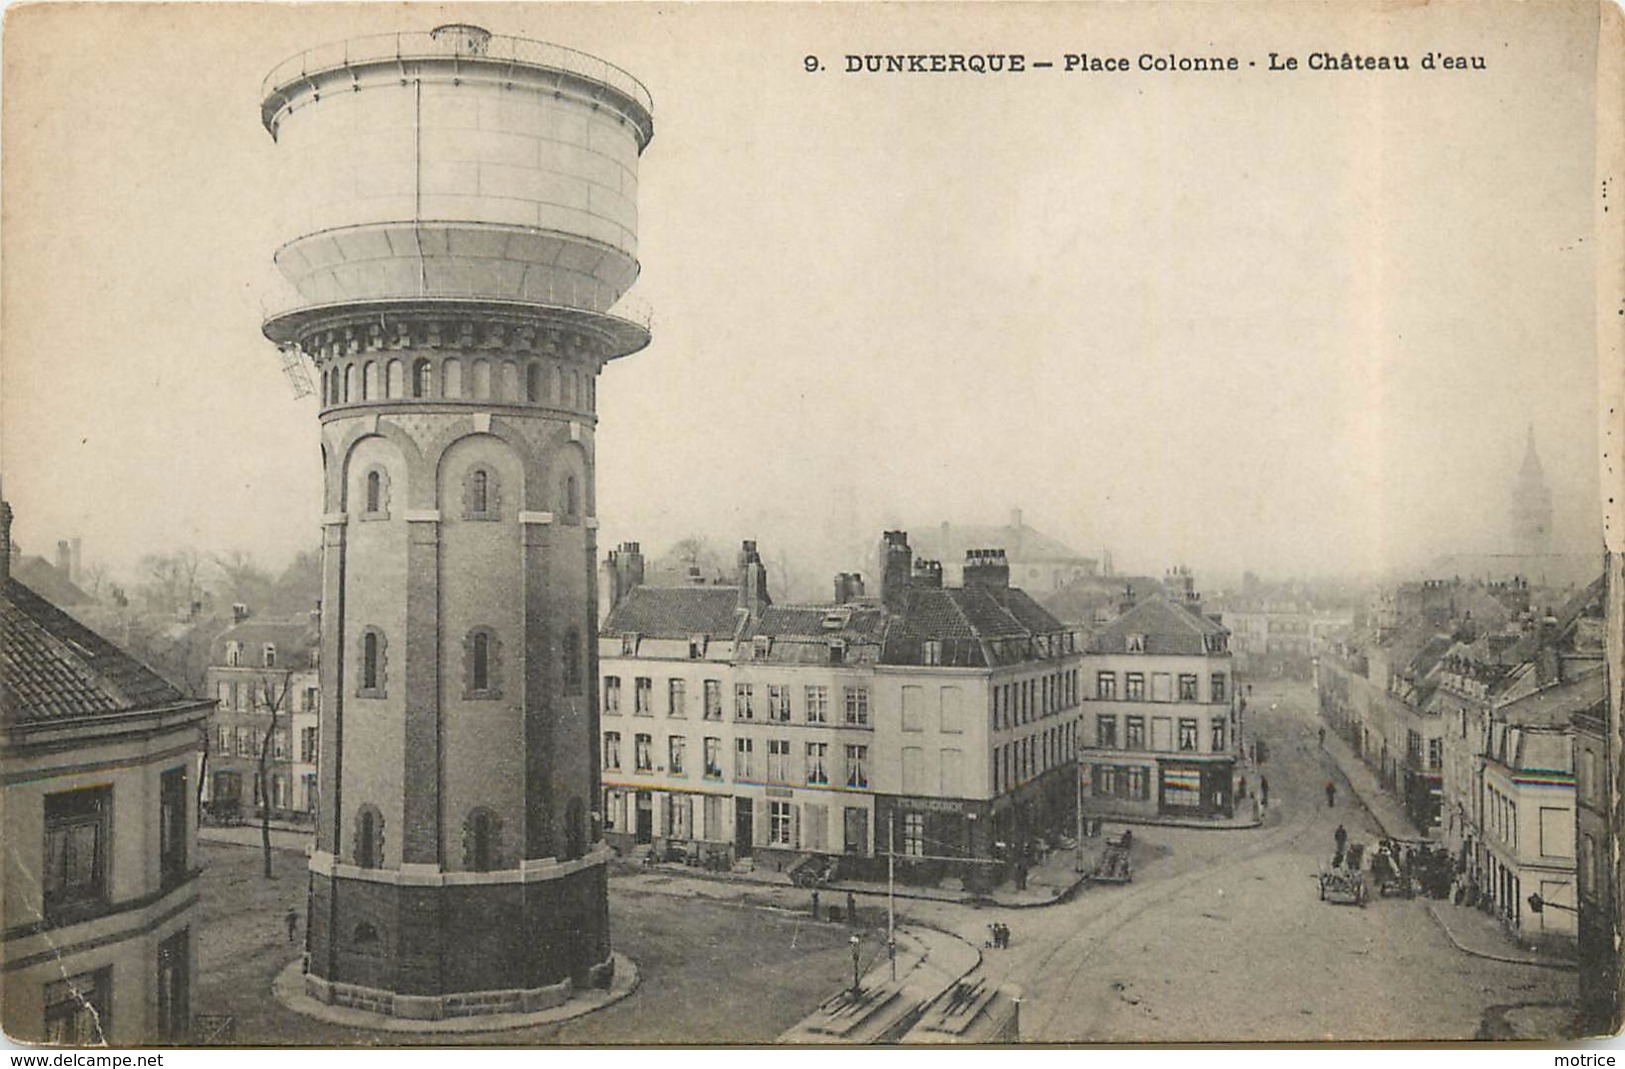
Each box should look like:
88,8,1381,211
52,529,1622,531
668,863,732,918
1318,722,1576,971
1318,728,1423,840
200,824,313,854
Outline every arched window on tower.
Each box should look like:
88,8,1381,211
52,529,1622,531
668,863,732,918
563,627,582,695
386,359,403,399
359,466,389,519
500,361,519,402
526,363,541,403
472,471,488,513
354,805,383,869
464,808,501,872
464,627,501,698
442,358,463,399
472,359,492,400
358,628,387,697
328,368,341,406
413,358,432,399
344,365,357,403
549,365,561,404
564,797,586,861
563,475,580,521
463,466,499,521
363,361,378,400
366,471,381,513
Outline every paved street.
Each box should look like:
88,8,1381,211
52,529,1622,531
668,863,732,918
896,679,1577,1042
192,679,1576,1045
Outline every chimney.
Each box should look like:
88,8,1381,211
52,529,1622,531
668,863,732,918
963,548,1010,589
1535,609,1561,685
605,541,645,611
687,565,705,586
911,558,943,589
879,530,913,609
232,603,251,624
56,539,71,577
70,538,82,585
737,540,771,614
833,572,865,605
0,492,11,585
1119,583,1137,616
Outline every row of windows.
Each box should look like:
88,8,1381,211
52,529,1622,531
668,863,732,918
322,355,595,411
602,791,869,854
214,680,319,714
1092,714,1226,753
604,731,871,789
213,725,318,762
43,771,189,926
992,670,1079,731
992,722,1076,794
348,798,589,870
603,676,872,728
1095,671,1228,703
356,465,582,523
44,928,191,1044
355,627,582,698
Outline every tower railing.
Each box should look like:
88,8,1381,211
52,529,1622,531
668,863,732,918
262,31,653,116
261,277,652,333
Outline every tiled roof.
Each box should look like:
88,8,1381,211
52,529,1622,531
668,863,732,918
1496,664,1606,728
751,604,888,642
1085,595,1227,656
602,586,744,639
210,619,320,667
2,577,192,726
881,586,1068,667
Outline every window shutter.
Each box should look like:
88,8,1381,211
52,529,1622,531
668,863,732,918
791,804,801,849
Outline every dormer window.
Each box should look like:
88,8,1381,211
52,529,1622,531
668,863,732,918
829,640,847,665
263,644,277,668
688,636,706,660
226,641,242,667
923,640,942,666
1126,634,1146,653
622,634,639,657
753,636,772,660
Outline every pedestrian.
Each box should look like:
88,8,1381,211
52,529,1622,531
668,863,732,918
1325,780,1336,808
285,907,299,944
1334,824,1347,858
847,891,857,925
811,890,820,922
1318,726,1326,748
1260,776,1270,808
1238,775,1248,800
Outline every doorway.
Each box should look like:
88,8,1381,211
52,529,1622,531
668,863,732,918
635,791,653,845
735,797,753,858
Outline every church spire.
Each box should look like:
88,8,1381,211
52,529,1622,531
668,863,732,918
1520,423,1545,479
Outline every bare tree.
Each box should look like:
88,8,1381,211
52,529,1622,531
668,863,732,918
137,548,205,616
256,670,294,879
214,550,274,610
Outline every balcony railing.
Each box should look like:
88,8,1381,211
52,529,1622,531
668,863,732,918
262,30,653,117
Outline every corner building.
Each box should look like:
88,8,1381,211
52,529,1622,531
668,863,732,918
259,25,654,1018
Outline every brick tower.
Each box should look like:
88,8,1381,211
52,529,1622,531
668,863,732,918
260,24,653,1019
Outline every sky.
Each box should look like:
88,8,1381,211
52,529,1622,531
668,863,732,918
0,1,1607,594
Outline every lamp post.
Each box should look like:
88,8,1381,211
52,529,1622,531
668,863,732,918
849,934,862,998
887,811,896,981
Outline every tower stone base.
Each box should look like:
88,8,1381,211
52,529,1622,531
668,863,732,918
304,849,613,1020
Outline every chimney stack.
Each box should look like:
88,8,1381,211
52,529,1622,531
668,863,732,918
737,540,771,614
605,541,646,611
879,531,913,609
911,558,943,589
232,603,251,624
963,548,1010,589
833,572,866,605
56,540,71,577
70,538,82,585
1119,583,1137,616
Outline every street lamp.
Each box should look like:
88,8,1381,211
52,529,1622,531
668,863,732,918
1527,892,1578,915
849,934,862,998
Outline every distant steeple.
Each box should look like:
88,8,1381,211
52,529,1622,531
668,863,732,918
1511,424,1553,557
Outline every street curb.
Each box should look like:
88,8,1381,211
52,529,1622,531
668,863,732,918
1424,902,1577,972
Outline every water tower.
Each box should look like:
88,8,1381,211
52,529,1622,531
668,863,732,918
260,24,653,1019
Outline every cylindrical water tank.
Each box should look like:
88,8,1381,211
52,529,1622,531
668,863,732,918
261,25,653,348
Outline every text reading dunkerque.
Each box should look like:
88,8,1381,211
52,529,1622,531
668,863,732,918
825,50,1488,74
